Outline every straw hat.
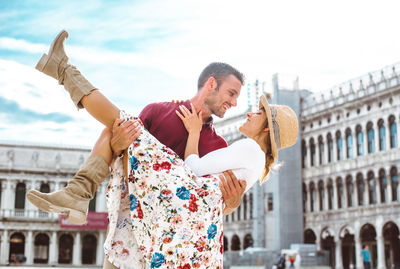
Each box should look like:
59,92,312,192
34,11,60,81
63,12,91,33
259,95,299,159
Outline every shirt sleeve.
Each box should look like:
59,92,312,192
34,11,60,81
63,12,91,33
139,103,158,130
185,139,261,176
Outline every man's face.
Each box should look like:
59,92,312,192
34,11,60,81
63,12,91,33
204,74,242,118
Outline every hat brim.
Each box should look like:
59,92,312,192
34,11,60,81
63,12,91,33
259,95,278,160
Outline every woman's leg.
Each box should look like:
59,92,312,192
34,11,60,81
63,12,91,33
27,128,113,224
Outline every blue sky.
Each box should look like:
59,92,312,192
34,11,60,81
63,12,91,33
1,0,400,146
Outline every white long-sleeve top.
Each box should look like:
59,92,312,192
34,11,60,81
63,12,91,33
185,138,265,193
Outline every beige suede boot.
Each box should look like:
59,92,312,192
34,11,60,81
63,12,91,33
26,155,110,225
35,29,95,109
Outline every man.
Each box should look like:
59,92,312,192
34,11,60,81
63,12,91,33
361,245,372,269
111,62,247,215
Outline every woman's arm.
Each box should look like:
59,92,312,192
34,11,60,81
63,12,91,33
176,103,203,160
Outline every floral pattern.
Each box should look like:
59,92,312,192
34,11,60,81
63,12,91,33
104,111,224,269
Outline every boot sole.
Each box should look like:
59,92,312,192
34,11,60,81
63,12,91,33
26,192,86,225
35,29,69,72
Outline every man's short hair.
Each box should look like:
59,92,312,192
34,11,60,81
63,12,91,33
197,62,244,90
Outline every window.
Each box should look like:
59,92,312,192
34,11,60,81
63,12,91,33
302,140,307,168
356,174,365,206
15,183,26,209
379,169,387,203
318,136,324,165
391,167,398,201
346,129,353,158
337,179,343,208
346,176,353,207
336,132,343,161
310,138,316,166
356,125,364,156
378,119,386,151
268,192,273,211
367,172,376,204
389,116,398,148
367,122,375,153
327,134,333,163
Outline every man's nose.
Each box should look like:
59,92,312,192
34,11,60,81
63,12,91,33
230,97,238,107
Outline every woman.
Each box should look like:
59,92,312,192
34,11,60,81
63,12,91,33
27,30,298,269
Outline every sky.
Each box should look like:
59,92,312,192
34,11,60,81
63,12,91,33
1,0,400,147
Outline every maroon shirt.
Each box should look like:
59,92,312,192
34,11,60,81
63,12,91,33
139,100,227,159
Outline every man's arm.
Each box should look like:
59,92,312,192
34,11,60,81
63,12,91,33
219,170,247,216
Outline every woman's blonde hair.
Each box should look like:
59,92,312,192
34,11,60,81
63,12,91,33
259,108,279,184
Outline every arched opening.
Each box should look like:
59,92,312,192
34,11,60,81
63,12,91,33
327,133,333,163
82,234,97,264
367,122,375,154
383,221,400,269
346,128,353,158
309,182,316,212
223,236,228,251
318,181,324,211
249,192,253,219
39,183,50,193
321,230,335,268
231,235,241,251
310,138,316,166
302,183,307,213
390,167,398,201
318,135,324,165
367,171,377,205
378,169,388,203
9,233,25,262
389,115,397,148
243,194,247,220
341,230,355,269
336,131,343,161
356,173,365,206
346,176,353,207
34,233,49,264
360,224,377,268
243,234,253,250
327,180,333,210
88,192,96,212
15,183,26,210
378,119,386,151
302,140,307,168
58,234,73,264
356,125,364,156
337,178,344,209
237,202,241,221
304,229,316,244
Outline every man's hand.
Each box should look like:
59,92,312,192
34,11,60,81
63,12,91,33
219,170,246,216
111,118,142,157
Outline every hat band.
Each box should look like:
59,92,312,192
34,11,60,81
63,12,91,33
270,107,281,149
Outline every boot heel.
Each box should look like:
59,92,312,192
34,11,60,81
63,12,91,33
35,54,49,71
66,209,87,225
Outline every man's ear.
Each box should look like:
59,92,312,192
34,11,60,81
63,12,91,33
206,76,216,92
264,127,269,132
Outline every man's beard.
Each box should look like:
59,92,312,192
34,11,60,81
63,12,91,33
204,90,225,118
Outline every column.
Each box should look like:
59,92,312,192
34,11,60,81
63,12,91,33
374,125,380,153
354,179,359,207
335,236,343,269
0,230,9,264
386,124,391,151
354,231,362,269
323,184,329,211
376,177,381,204
363,129,369,155
25,181,37,218
4,180,15,217
363,179,369,206
49,231,58,265
253,184,265,248
96,231,105,266
325,138,330,164
25,230,33,264
304,142,310,168
96,184,106,212
377,235,385,269
387,177,393,202
333,180,338,210
343,182,349,208
343,130,348,160
305,186,310,213
333,139,338,162
72,232,81,266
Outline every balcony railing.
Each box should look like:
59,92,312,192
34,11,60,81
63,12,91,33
0,208,58,220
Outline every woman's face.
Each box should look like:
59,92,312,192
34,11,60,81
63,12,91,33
239,109,268,138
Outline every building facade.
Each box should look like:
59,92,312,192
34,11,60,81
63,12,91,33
217,63,400,269
301,63,400,269
0,141,108,266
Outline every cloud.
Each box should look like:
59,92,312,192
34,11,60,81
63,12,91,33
0,96,74,123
